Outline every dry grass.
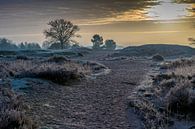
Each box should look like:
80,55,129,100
169,65,195,77
46,55,69,63
165,79,195,114
129,57,195,128
161,57,195,69
0,59,91,84
0,84,37,129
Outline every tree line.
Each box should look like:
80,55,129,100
44,19,117,50
0,19,117,50
0,38,41,50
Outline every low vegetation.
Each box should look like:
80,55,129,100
152,54,164,62
129,57,195,128
0,38,41,50
47,55,69,63
161,57,195,69
0,83,37,129
0,58,91,85
16,55,30,60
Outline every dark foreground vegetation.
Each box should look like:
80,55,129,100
129,57,195,129
0,83,37,129
0,51,110,129
0,42,195,129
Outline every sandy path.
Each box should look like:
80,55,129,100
23,52,151,129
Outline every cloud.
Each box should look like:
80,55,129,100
0,0,158,21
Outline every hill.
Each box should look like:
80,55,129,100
117,44,195,58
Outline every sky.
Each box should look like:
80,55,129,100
0,0,195,46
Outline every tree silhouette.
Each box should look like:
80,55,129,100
44,19,80,49
91,34,103,50
188,38,195,45
105,39,116,50
18,42,41,50
0,38,18,50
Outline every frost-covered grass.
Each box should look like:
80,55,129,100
129,57,195,129
0,58,91,84
0,84,37,129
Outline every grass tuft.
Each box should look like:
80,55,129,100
0,85,37,129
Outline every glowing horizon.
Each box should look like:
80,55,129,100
0,0,195,46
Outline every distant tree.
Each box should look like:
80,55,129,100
91,34,103,50
19,42,25,49
44,19,80,49
189,38,195,45
104,39,116,50
18,42,41,50
0,38,18,50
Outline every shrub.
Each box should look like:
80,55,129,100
166,84,189,113
165,79,195,115
10,60,90,84
161,58,195,69
152,54,164,62
0,86,37,129
48,43,71,50
47,55,69,63
34,69,84,84
16,55,29,60
0,59,91,85
0,64,15,78
129,58,195,128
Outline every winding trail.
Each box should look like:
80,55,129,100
23,51,151,129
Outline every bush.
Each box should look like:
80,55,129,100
165,80,195,116
48,43,71,50
0,86,37,129
16,55,29,60
10,60,90,84
166,84,190,113
161,58,195,69
0,64,15,78
19,69,85,85
47,55,69,63
34,69,84,84
0,59,91,85
152,54,164,62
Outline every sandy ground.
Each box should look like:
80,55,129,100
22,51,151,129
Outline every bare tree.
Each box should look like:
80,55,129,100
44,19,80,49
